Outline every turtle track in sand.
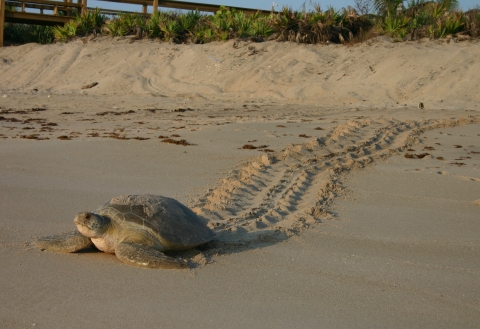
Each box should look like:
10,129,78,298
192,116,480,245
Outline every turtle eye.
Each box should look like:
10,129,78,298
85,214,91,220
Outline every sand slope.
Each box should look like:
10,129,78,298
1,37,479,109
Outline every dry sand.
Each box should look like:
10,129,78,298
0,36,479,328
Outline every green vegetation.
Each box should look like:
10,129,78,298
377,0,479,40
3,5,54,44
4,24,55,45
3,1,480,46
45,5,374,44
53,8,106,42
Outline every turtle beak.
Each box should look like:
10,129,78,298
74,212,94,226
74,212,105,238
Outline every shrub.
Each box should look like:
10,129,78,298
76,8,106,35
3,1,478,46
103,12,145,37
159,17,181,42
465,9,480,37
146,11,163,38
379,1,472,40
4,23,54,44
383,14,412,36
53,20,78,42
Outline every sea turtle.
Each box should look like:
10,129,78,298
35,194,214,269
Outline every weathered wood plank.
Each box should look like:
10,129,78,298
6,0,80,11
5,10,73,24
0,0,5,47
99,0,271,14
87,7,148,15
11,0,82,8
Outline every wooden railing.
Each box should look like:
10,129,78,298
6,0,85,16
2,0,86,32
1,0,5,46
99,0,272,15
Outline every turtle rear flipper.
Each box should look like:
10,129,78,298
35,231,93,253
115,242,189,269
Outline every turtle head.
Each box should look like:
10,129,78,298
74,212,111,238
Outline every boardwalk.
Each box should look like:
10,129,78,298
100,0,271,14
0,0,272,46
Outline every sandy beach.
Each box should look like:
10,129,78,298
1,36,479,328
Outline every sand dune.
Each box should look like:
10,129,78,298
1,36,479,109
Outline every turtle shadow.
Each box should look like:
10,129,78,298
201,228,290,253
197,214,293,250
74,246,101,253
165,228,287,268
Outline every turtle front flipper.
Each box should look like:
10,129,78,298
35,231,93,253
115,242,189,269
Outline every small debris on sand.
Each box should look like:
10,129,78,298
81,82,99,89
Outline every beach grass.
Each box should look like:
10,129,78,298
3,1,480,45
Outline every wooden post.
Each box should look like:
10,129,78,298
82,0,87,15
0,0,4,48
64,0,69,16
153,0,158,14
142,4,147,15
